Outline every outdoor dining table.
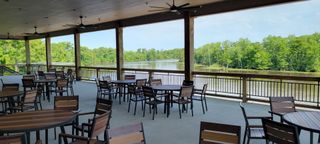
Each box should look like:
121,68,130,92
283,111,320,144
34,79,56,102
151,85,181,117
111,80,136,103
0,90,24,114
0,109,77,144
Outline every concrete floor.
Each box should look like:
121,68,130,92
1,76,319,144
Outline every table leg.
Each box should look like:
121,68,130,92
45,129,48,144
46,83,50,102
310,132,313,144
26,131,30,144
36,130,42,144
60,126,68,144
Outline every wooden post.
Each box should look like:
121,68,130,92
74,32,81,80
242,76,248,102
25,39,31,73
45,37,51,71
116,22,124,80
184,11,194,81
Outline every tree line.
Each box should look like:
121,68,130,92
0,33,319,72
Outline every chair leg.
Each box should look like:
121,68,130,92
191,103,194,117
143,102,146,117
243,128,247,144
128,100,131,113
204,96,208,111
178,103,181,119
152,105,156,120
134,101,138,116
201,100,205,114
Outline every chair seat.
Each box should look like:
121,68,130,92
70,139,105,144
130,96,145,102
249,128,265,138
145,99,163,105
173,99,192,104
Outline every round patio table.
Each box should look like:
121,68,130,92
111,80,136,104
0,109,77,144
0,91,24,114
283,111,320,144
152,85,181,117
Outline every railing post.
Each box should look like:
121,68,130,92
148,71,154,82
96,68,100,80
25,39,31,73
317,81,320,108
242,76,248,102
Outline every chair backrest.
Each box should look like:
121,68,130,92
37,71,45,76
142,86,156,98
0,134,26,144
136,79,147,89
239,102,249,126
99,80,111,89
182,80,193,86
23,75,35,80
199,121,241,144
124,75,136,80
90,112,111,139
269,97,296,114
102,76,112,83
23,90,38,103
67,69,73,75
128,85,136,94
56,71,65,78
201,84,208,95
2,84,19,91
54,96,79,111
95,98,112,115
56,79,68,88
45,73,56,80
150,79,162,86
108,123,145,144
22,79,35,88
179,86,193,98
262,118,299,144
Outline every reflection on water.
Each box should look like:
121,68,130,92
124,59,183,70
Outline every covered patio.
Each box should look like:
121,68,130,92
1,0,319,144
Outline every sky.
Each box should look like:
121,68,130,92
51,0,320,51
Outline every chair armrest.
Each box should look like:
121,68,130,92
59,133,89,142
78,111,95,116
247,116,272,119
268,111,283,116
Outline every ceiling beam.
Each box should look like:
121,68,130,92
20,0,303,40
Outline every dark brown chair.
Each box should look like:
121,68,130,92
128,79,147,115
269,97,296,122
54,96,79,139
182,80,194,86
23,75,36,80
149,79,162,86
240,102,272,144
124,75,136,80
108,123,145,144
102,75,112,82
37,70,45,79
56,71,65,79
59,112,111,144
192,84,208,114
1,83,19,114
22,78,36,92
11,90,39,112
262,118,300,144
142,86,164,120
99,80,118,100
74,98,112,136
173,86,194,119
0,134,26,144
199,121,241,144
48,68,56,73
55,79,69,96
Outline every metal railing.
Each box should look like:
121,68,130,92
6,64,320,108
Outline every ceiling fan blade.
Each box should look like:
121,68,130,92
148,9,168,12
178,3,190,8
149,6,168,9
166,2,172,7
63,24,78,27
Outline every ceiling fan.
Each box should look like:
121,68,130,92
24,26,45,36
63,16,94,29
147,0,201,14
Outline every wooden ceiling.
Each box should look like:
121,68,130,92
0,0,301,39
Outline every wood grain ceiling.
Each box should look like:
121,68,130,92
0,0,221,38
0,0,301,39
